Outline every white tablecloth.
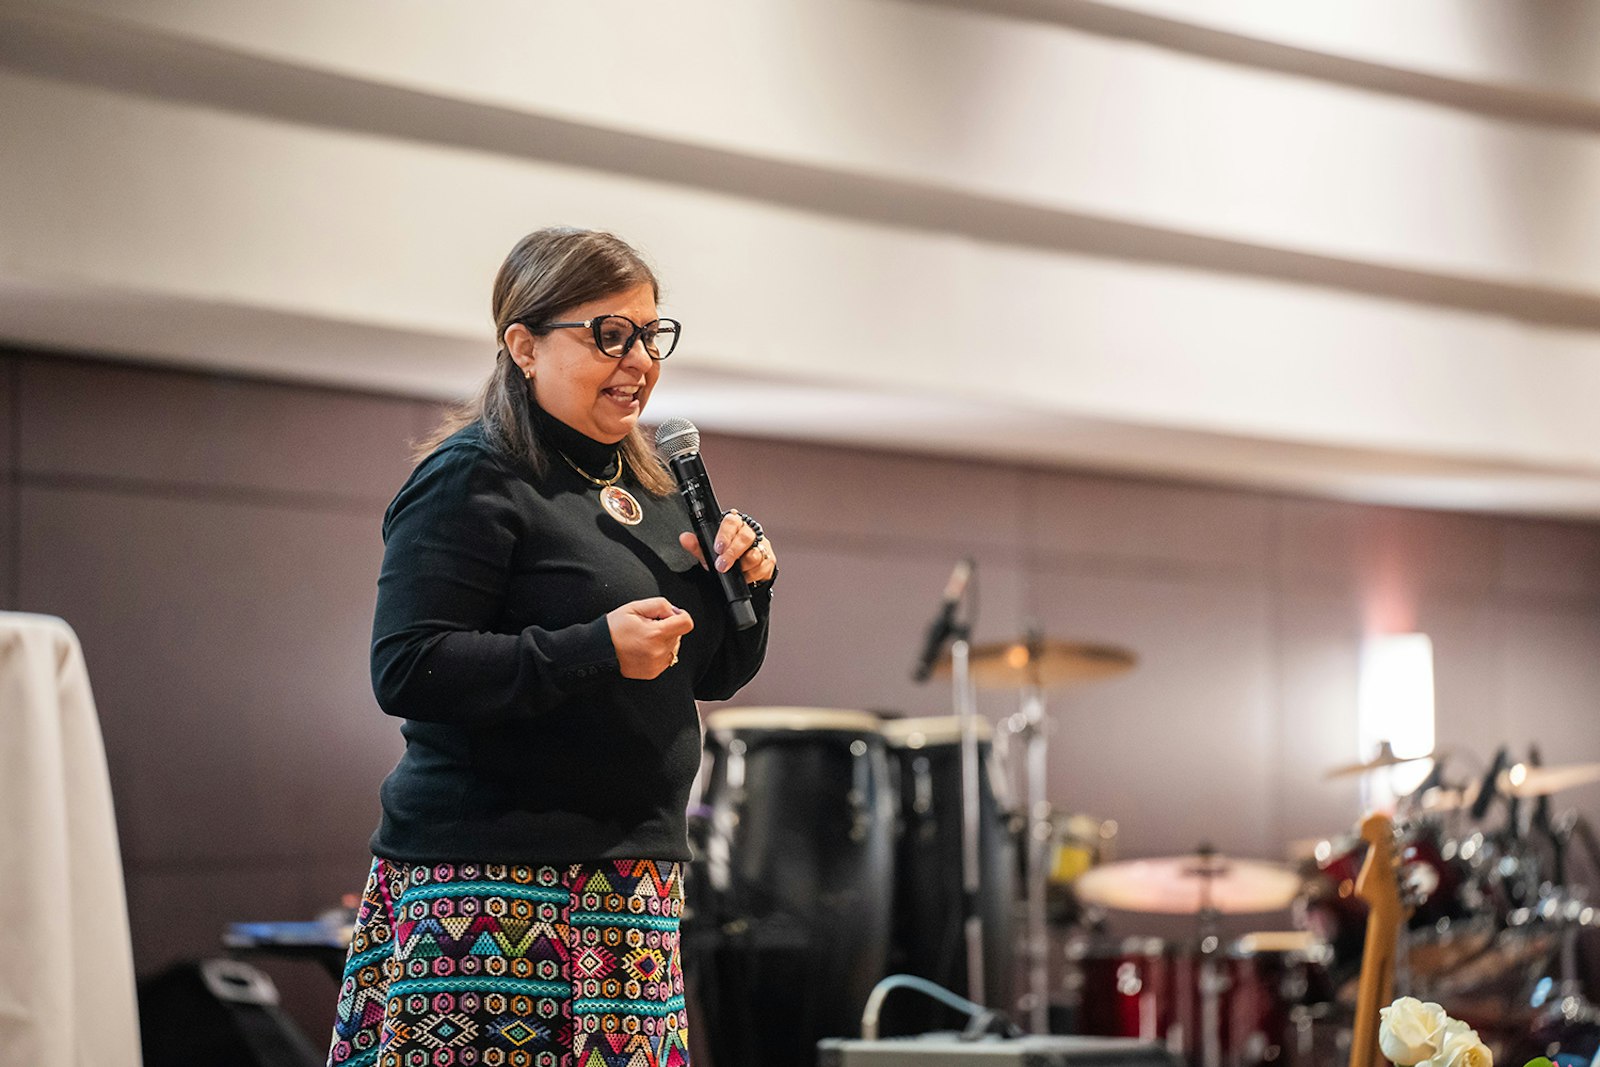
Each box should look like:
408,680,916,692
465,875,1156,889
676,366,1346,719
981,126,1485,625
0,612,142,1067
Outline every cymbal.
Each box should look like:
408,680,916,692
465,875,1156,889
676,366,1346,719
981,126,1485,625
1498,762,1600,798
934,638,1136,689
1323,741,1432,780
1074,854,1303,915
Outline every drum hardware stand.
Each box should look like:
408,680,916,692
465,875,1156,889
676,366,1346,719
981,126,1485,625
705,734,747,896
1543,816,1598,1021
933,627,1137,1037
1190,846,1228,1067
1012,631,1052,1035
915,557,990,1014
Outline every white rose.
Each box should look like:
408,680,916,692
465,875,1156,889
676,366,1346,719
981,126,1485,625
1435,1018,1493,1067
1379,997,1449,1066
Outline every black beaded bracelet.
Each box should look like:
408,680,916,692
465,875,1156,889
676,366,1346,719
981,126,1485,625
727,509,765,543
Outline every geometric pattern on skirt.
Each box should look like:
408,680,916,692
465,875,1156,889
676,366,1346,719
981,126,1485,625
325,858,690,1067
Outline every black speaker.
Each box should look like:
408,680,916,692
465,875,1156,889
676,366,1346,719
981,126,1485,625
139,958,324,1067
817,1034,1186,1067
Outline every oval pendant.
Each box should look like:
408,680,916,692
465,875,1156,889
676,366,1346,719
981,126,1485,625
600,484,643,525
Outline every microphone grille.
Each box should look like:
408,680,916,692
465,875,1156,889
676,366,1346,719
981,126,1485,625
655,417,700,460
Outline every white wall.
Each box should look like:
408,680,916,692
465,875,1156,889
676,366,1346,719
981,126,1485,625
3,0,1600,514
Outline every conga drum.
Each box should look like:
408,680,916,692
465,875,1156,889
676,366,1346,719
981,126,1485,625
692,708,895,1067
880,715,1017,1035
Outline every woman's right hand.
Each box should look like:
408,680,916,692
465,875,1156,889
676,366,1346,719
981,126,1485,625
606,598,695,679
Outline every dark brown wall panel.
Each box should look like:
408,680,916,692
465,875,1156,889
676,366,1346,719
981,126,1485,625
1500,606,1600,761
1273,588,1365,846
126,864,342,1048
126,856,371,1046
1026,470,1274,575
1500,518,1600,605
17,357,417,503
0,354,13,473
0,479,12,611
1277,499,1504,605
17,484,402,869
1,355,14,609
724,545,1028,717
704,432,1027,552
1422,599,1509,768
1025,566,1276,858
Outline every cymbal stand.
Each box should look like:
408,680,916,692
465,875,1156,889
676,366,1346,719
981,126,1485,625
1546,815,1597,1013
950,631,987,1009
1192,848,1225,1067
1018,674,1051,1034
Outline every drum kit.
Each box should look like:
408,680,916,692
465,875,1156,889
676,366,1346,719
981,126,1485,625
681,618,1600,1067
1061,746,1600,1067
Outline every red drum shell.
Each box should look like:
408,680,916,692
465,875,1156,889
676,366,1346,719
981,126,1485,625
1069,934,1332,1067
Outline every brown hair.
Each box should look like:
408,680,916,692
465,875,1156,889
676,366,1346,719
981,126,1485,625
419,226,674,496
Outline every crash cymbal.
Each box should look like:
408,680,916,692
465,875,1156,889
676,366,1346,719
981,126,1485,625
1074,854,1303,915
1498,762,1600,798
1323,741,1432,780
934,638,1136,689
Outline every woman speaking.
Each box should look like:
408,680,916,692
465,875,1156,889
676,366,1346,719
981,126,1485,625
327,227,776,1067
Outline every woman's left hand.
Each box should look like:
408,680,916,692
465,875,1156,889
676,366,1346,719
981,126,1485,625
679,509,777,585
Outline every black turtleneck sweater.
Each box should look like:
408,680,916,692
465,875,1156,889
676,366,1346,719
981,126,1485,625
368,408,771,864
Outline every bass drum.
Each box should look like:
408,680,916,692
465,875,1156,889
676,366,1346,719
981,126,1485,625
691,708,895,1067
1301,819,1486,992
879,715,1017,1035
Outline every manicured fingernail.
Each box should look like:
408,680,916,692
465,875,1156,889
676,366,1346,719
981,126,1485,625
716,557,730,572
714,540,725,554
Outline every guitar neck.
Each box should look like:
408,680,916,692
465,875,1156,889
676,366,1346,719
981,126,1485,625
1349,813,1403,1067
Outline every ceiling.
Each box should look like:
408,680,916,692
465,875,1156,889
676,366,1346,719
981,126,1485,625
5,0,1600,518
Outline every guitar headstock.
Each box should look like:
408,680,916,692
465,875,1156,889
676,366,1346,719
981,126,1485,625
1356,813,1405,926
1349,813,1411,1067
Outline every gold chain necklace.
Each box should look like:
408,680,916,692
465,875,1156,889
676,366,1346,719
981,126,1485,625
557,449,643,525
556,449,623,487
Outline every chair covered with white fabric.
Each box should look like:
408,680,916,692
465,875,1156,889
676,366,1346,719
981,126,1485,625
0,612,142,1067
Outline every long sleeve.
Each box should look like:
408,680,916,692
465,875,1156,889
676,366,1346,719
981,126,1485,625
370,440,616,726
693,580,773,701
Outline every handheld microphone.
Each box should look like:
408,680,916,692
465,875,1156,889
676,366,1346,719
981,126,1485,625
655,418,757,631
911,558,974,683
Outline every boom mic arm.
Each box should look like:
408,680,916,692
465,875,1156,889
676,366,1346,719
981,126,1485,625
1469,746,1509,822
911,558,974,683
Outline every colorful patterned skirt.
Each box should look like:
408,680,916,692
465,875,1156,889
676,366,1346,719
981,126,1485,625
325,858,690,1067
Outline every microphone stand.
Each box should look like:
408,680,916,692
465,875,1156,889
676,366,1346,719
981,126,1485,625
1016,630,1050,1034
952,615,986,1011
